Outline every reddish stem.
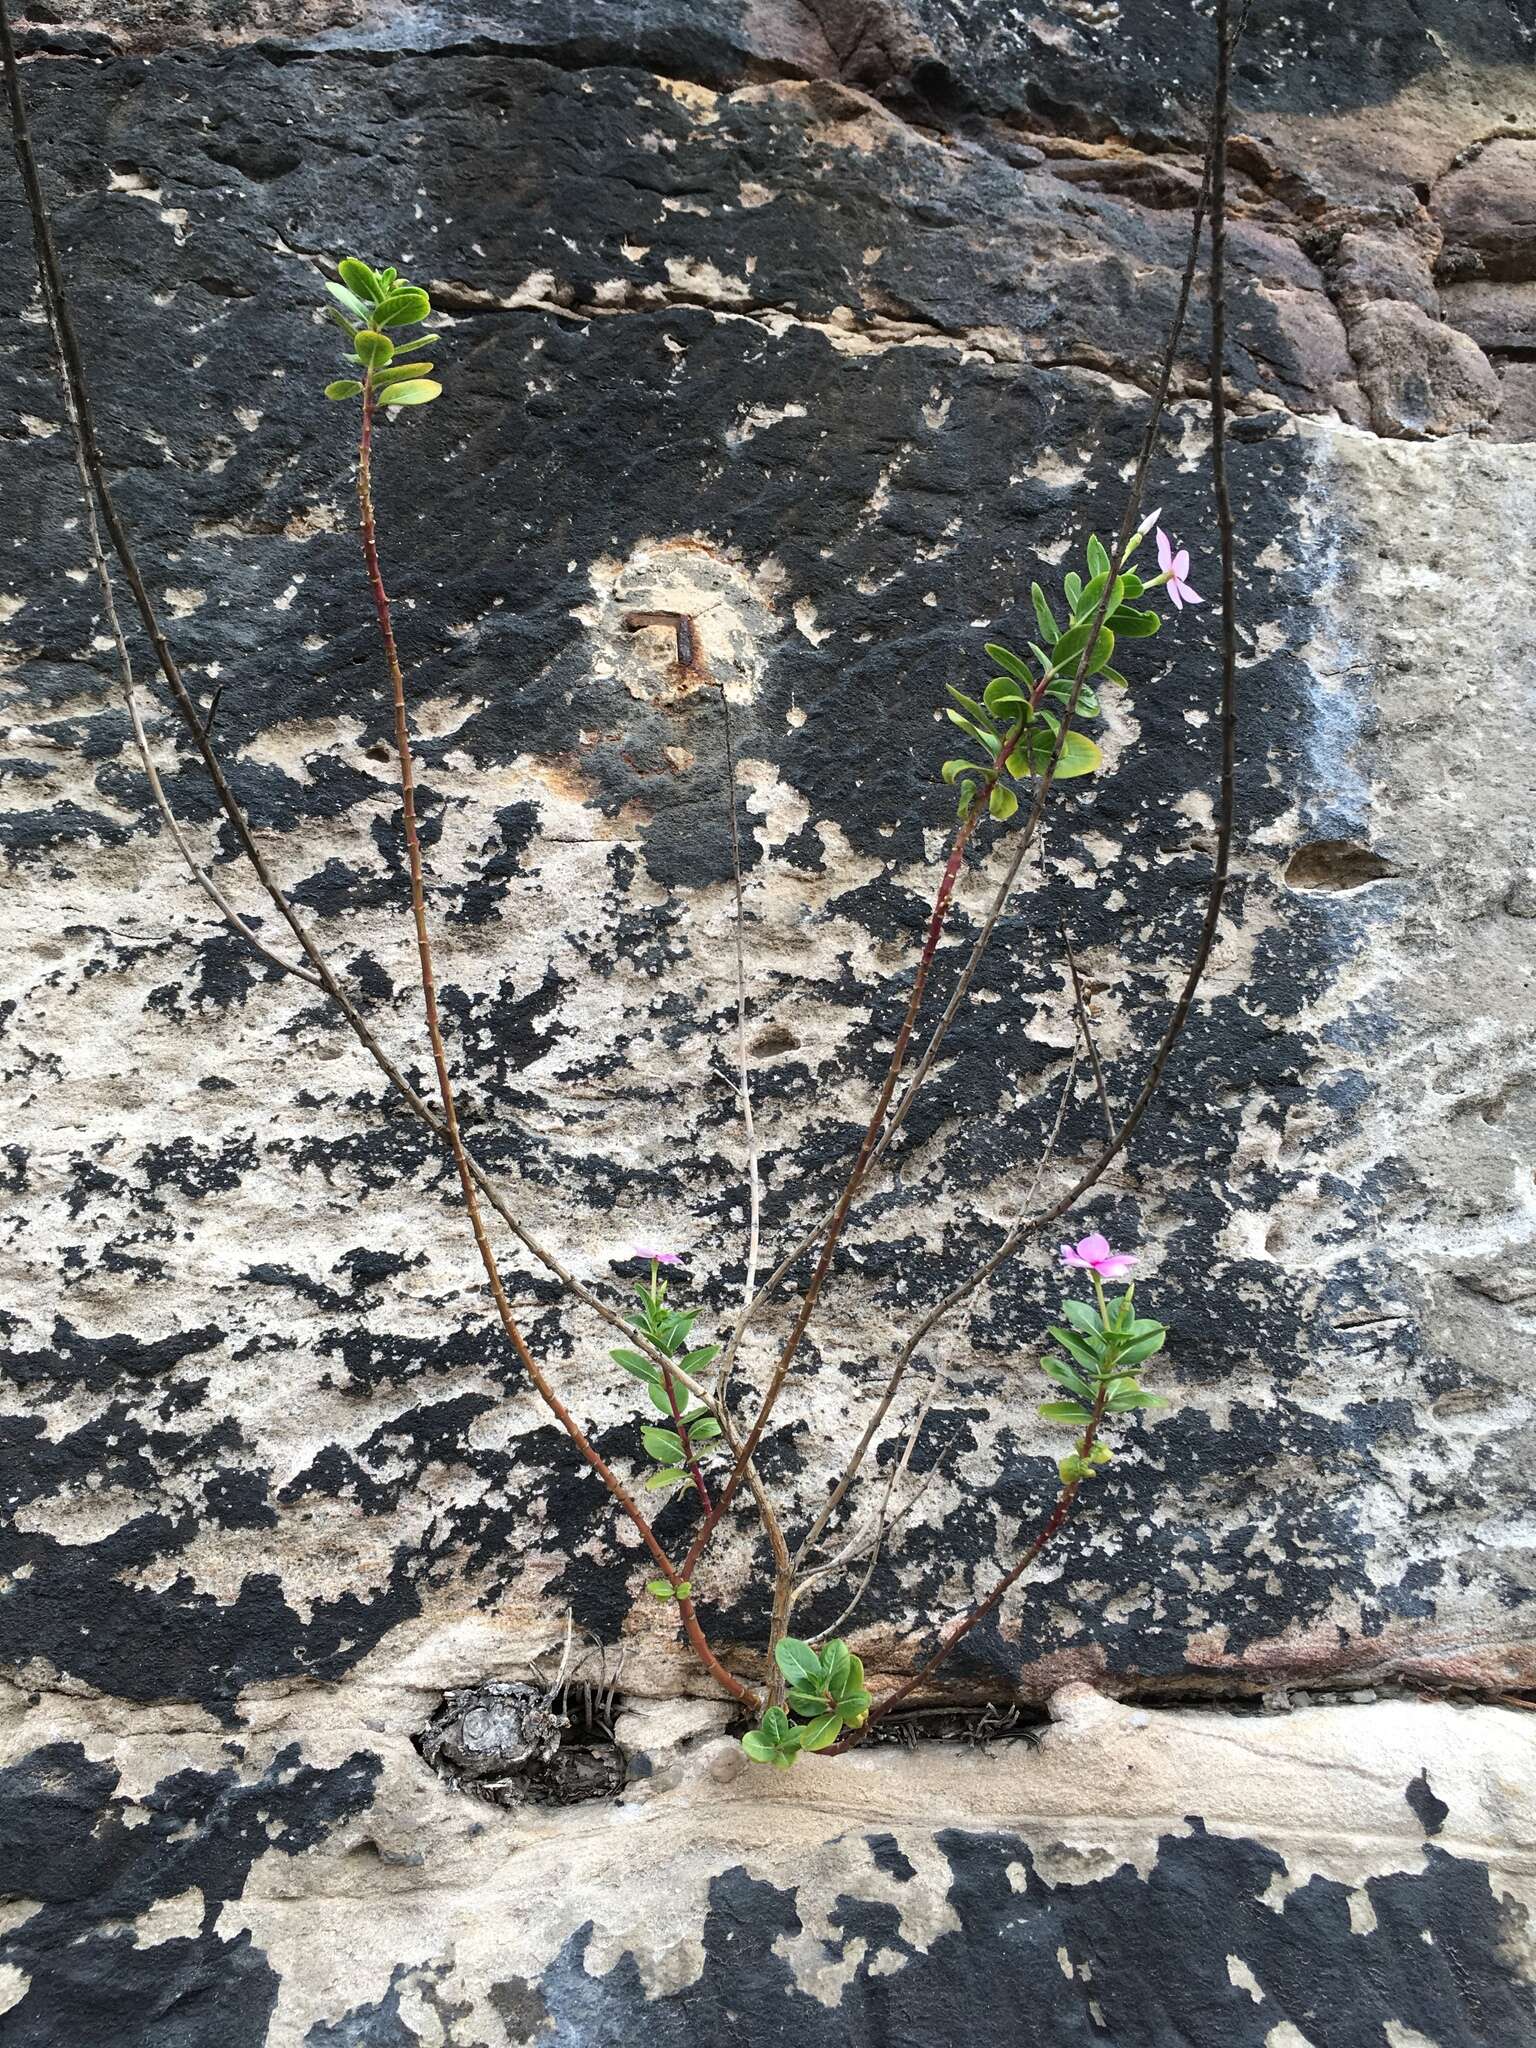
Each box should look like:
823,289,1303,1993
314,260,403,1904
684,720,1026,1583
659,1360,714,1515
356,380,755,1710
831,1380,1111,1750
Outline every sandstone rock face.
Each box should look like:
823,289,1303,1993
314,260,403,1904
2,2,1534,2042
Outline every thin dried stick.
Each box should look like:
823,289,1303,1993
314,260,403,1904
717,682,761,1318
354,377,755,1709
683,780,1006,1586
794,1042,1083,1572
832,1377,1111,1748
1060,919,1114,1143
801,1425,959,1643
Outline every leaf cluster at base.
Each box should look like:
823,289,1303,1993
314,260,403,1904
741,1638,872,1769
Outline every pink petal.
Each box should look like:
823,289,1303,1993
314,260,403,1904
1059,1245,1088,1268
1098,1255,1135,1278
1077,1234,1112,1263
1168,583,1185,611
1178,582,1203,606
1171,549,1190,582
1155,528,1173,574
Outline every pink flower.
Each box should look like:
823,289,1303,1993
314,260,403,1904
1155,528,1203,611
634,1246,681,1266
1059,1233,1135,1279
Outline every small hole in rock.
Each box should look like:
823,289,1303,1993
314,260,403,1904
749,1022,800,1056
1283,840,1399,892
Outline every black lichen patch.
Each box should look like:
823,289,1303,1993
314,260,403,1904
534,1826,1536,2046
0,1739,380,2048
1406,1767,1450,1837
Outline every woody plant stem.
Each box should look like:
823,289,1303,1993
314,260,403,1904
354,375,756,1709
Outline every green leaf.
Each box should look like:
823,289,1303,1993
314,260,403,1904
323,380,363,400
1115,1328,1167,1368
762,1707,792,1743
1120,571,1145,598
1086,534,1111,580
325,280,369,323
1050,618,1115,678
1063,571,1082,610
1039,1399,1094,1425
1073,569,1124,622
646,1381,677,1415
687,1418,722,1444
989,785,1019,822
372,285,432,328
1058,1451,1092,1484
646,1576,675,1601
1107,606,1161,639
1051,730,1103,779
821,1640,852,1689
983,675,1029,716
941,758,988,786
338,258,384,303
373,358,435,384
741,1726,797,1766
837,1689,872,1728
946,684,991,722
1045,677,1100,718
1099,665,1129,690
1042,1356,1094,1399
675,1580,693,1597
775,1638,823,1688
945,708,993,745
1031,582,1060,646
681,1344,720,1373
829,1652,866,1704
642,1427,684,1463
1048,1326,1104,1373
1059,1301,1106,1340
644,1467,690,1491
353,329,394,368
787,1683,831,1719
983,642,1034,689
798,1714,842,1753
388,332,441,357
1109,1386,1169,1412
378,379,443,407
611,1348,658,1382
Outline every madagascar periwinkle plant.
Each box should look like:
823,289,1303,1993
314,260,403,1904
301,246,1212,1769
9,0,1240,1797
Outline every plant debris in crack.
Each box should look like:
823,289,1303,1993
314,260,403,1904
416,1680,627,1808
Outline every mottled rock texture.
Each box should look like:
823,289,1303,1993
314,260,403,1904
2,1,1534,2041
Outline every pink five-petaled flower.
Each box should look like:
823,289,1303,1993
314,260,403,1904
1155,528,1203,611
634,1246,681,1266
1059,1233,1135,1280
